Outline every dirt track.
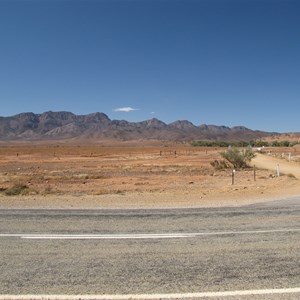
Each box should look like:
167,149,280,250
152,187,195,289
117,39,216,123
253,153,300,179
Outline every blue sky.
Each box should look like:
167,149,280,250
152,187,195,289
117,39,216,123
0,0,299,132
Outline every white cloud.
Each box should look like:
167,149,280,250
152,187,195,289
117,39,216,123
150,111,155,115
113,107,139,112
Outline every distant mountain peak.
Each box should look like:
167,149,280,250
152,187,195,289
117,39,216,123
231,125,247,130
146,118,167,127
169,120,197,130
83,112,111,122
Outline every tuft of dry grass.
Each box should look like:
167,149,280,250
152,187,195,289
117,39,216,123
286,173,297,179
4,184,30,196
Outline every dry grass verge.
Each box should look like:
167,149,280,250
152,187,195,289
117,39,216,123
1,142,300,209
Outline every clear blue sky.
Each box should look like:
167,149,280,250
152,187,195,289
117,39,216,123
0,0,299,132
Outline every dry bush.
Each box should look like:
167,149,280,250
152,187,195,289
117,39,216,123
210,160,230,170
286,173,297,179
4,184,29,196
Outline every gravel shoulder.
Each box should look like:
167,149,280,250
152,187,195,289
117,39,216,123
1,180,299,210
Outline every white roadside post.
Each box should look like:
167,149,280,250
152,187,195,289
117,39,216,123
232,169,236,185
277,163,280,177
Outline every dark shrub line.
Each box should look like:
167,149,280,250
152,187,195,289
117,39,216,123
191,140,299,147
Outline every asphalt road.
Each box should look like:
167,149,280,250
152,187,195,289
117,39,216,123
0,197,299,299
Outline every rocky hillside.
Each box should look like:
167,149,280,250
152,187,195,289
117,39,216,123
0,111,275,142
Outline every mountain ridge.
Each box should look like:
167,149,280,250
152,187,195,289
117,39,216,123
0,111,277,142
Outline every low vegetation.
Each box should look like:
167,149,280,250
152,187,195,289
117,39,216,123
4,184,30,196
220,148,256,169
191,140,299,147
286,173,297,179
210,160,230,170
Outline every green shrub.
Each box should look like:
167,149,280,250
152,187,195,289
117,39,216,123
220,148,256,169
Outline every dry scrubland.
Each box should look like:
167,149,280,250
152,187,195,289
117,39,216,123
0,142,300,209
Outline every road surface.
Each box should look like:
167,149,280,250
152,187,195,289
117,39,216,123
0,197,300,299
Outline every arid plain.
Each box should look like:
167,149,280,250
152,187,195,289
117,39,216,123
0,142,300,209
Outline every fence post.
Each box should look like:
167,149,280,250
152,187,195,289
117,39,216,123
232,169,235,185
253,165,256,181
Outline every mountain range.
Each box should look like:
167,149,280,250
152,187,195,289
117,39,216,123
0,111,276,142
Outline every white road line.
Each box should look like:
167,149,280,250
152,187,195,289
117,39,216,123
0,228,300,240
1,288,300,299
0,233,196,240
22,233,196,240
